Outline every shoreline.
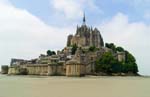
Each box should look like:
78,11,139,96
1,73,149,79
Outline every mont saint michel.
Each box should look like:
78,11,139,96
1,15,139,77
1,0,150,97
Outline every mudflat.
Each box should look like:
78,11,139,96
0,75,149,97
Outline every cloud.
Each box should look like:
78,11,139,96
100,13,150,75
144,12,150,20
0,1,73,66
50,0,100,19
0,0,11,5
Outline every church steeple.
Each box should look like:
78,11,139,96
83,12,86,25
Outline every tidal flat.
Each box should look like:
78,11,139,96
0,75,150,97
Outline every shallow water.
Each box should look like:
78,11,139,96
0,75,150,97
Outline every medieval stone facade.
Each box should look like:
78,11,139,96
67,14,104,48
67,25,104,48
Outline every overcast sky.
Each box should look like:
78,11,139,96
0,0,150,75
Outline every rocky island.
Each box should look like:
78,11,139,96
1,14,139,76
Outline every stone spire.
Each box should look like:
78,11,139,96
83,12,86,25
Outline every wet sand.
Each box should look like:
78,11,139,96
0,75,150,97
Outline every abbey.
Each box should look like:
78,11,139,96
2,14,127,77
67,14,104,48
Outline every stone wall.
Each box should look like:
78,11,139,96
26,64,48,75
48,64,64,76
8,66,20,74
71,36,86,47
8,64,64,76
85,63,95,74
66,64,85,77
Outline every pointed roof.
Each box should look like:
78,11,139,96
83,12,86,25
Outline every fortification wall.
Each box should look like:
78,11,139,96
8,64,64,76
48,65,64,76
8,67,20,74
66,64,85,77
26,64,48,75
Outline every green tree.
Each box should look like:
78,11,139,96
105,43,139,74
105,43,116,52
95,49,138,74
124,51,138,73
51,51,56,55
125,51,136,63
95,52,121,74
47,50,56,56
116,47,124,52
71,44,78,55
89,46,96,52
95,43,139,75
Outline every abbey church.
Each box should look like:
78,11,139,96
67,14,104,48
3,14,126,77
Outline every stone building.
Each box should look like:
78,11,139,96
117,52,126,62
10,59,27,66
8,55,64,75
66,48,86,76
1,65,9,74
65,47,105,76
67,14,104,48
66,60,85,77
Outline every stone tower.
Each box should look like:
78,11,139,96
67,14,104,48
